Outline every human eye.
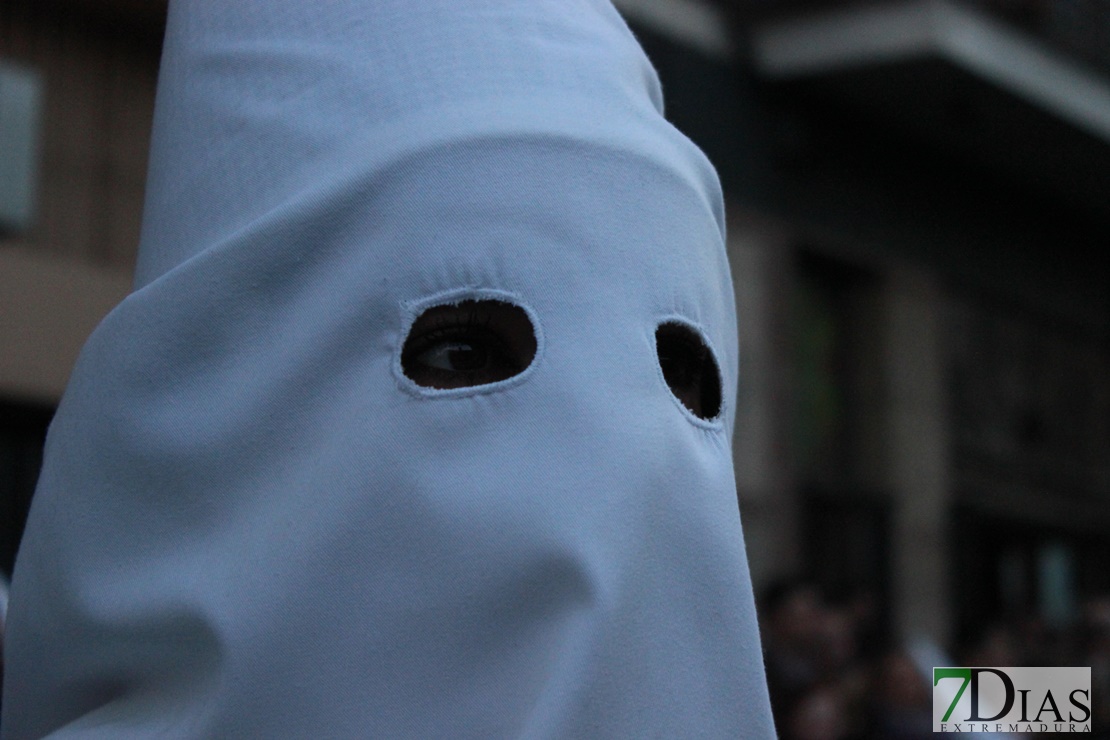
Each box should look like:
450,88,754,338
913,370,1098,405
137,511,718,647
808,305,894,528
400,300,537,390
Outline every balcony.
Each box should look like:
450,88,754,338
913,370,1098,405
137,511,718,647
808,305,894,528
747,0,1110,214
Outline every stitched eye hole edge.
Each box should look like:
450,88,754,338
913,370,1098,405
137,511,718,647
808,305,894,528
401,299,538,391
655,322,722,421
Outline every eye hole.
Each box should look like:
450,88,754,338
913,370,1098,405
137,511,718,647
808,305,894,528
401,299,537,390
655,322,722,420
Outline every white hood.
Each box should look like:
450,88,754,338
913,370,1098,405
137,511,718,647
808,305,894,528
2,0,775,736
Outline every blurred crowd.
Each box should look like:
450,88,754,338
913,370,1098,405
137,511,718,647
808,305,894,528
759,581,1110,739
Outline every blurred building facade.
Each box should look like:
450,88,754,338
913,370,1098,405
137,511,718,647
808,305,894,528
616,0,1110,656
2,0,1109,670
1,0,162,579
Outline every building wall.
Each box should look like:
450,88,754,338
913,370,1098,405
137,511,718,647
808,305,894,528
1,3,160,401
628,3,1110,651
728,211,802,586
0,246,130,401
1,4,161,575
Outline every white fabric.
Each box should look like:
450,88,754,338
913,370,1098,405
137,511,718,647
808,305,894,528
2,0,775,736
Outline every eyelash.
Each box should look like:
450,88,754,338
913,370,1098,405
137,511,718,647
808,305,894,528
417,306,489,341
403,309,515,369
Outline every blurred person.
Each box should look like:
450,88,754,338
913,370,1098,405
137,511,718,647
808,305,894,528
785,682,852,740
761,580,829,725
869,649,932,740
817,603,862,675
1,573,7,721
1082,596,1110,737
961,622,1022,668
0,0,777,737
816,603,871,736
759,580,873,735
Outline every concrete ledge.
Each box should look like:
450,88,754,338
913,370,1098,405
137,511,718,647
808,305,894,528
753,0,1110,143
0,245,131,402
613,0,732,59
